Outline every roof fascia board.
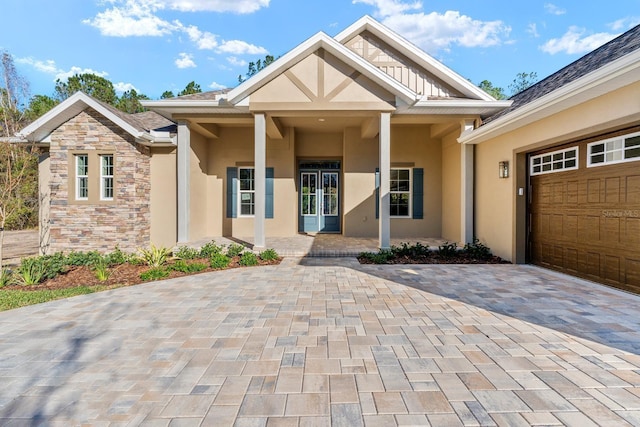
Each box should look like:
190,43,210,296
459,48,640,145
226,31,418,105
335,16,495,101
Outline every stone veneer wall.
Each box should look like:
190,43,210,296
45,108,151,253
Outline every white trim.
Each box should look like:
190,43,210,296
300,172,318,217
530,147,579,176
321,172,339,217
379,112,391,249
587,130,640,168
459,48,640,145
389,167,412,218
177,121,190,243
75,154,88,201
254,113,266,249
238,167,256,217
99,154,114,201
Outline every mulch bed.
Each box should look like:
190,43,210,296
358,254,510,264
3,257,281,291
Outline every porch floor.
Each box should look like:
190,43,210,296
183,234,449,257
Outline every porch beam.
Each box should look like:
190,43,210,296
431,122,458,139
361,117,379,139
188,122,219,139
177,120,190,243
266,115,284,140
460,119,475,244
254,113,267,250
379,112,391,250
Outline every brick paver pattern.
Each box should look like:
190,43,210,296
1,260,640,426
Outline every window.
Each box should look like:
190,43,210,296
238,167,255,216
390,168,410,217
530,147,578,176
100,154,114,200
75,154,89,200
588,131,640,167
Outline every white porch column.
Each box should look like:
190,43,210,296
254,113,266,250
379,112,391,250
461,119,475,244
177,120,190,243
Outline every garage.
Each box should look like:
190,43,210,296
529,129,640,293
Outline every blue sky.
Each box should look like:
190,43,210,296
2,0,639,100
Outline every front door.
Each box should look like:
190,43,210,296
299,163,340,233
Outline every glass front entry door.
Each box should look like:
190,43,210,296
299,165,340,233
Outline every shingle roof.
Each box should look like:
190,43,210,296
484,24,640,124
132,111,176,133
158,89,231,101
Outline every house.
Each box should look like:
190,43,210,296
18,17,640,293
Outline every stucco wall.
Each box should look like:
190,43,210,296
150,147,177,248
46,108,150,253
189,132,209,241
474,81,640,262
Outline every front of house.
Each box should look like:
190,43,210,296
18,17,640,293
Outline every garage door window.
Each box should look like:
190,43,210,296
588,131,640,167
530,147,578,176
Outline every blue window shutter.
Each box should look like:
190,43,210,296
375,168,380,219
266,167,274,219
226,167,237,218
412,168,424,219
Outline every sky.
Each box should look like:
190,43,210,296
2,0,639,101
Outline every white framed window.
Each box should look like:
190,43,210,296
390,168,411,217
238,167,255,216
75,154,89,200
100,154,114,201
300,172,317,216
588,131,640,167
530,147,578,176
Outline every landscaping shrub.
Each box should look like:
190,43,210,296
259,248,279,261
103,246,130,266
239,252,258,266
0,269,12,287
210,253,230,269
139,267,169,281
92,258,111,282
391,242,431,258
463,238,492,260
227,243,246,258
65,250,102,267
359,249,394,264
199,241,224,258
174,246,200,260
138,243,171,267
437,241,458,257
40,253,67,280
171,260,207,273
16,257,47,285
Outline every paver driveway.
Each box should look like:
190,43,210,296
1,259,640,426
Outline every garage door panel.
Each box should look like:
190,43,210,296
605,177,620,203
578,215,600,242
565,249,578,274
603,217,621,244
626,218,640,245
627,176,640,203
587,179,601,203
552,182,564,204
604,256,621,283
565,215,578,241
550,214,563,236
567,181,578,204
627,259,640,289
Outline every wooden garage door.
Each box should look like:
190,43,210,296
530,134,640,293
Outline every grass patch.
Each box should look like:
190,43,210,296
0,286,105,311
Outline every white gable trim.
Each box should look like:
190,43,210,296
335,16,495,102
226,31,418,106
19,92,152,143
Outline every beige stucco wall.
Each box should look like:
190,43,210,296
150,147,177,248
475,80,640,262
189,132,209,241
441,131,462,243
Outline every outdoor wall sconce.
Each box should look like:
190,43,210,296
499,161,509,178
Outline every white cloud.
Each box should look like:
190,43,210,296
113,82,138,93
544,3,566,15
382,11,511,53
209,81,226,90
540,26,619,54
526,23,540,38
227,56,248,67
16,57,59,74
163,0,270,13
609,17,640,31
216,40,268,55
18,57,112,82
175,52,196,68
181,25,219,49
55,67,109,82
83,0,176,37
352,0,422,18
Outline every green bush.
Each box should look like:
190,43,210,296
437,242,458,257
16,257,47,285
92,258,111,282
199,241,224,258
463,238,492,260
171,260,208,273
104,246,129,266
139,267,169,281
259,248,279,261
226,243,246,257
174,246,200,260
359,249,394,264
65,250,102,266
210,253,231,269
0,269,13,287
138,243,171,267
239,252,259,266
391,242,431,258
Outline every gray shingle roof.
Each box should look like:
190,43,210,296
484,24,640,124
158,89,231,101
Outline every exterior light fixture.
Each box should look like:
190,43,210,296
499,161,509,178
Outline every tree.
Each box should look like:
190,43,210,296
178,81,201,96
24,94,58,122
160,90,175,99
0,51,29,137
508,72,538,96
238,55,276,83
115,89,149,114
54,73,118,105
0,141,38,270
477,80,506,100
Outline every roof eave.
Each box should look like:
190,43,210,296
459,49,640,145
